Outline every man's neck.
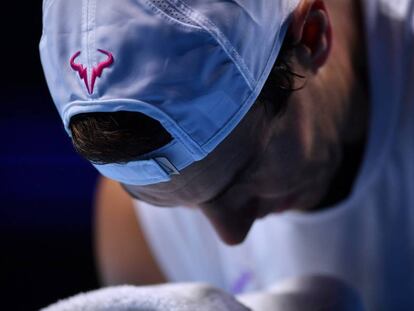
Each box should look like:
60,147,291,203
308,0,371,212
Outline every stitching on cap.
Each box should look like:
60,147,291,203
91,0,98,96
147,0,201,29
86,0,91,74
80,0,89,99
166,0,256,90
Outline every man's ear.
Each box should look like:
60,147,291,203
288,0,332,72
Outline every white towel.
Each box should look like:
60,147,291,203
41,276,364,311
238,276,365,311
41,283,251,311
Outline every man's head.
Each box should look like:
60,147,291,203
42,0,369,244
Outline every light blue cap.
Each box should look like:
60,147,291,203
39,0,300,185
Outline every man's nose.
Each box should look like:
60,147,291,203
200,203,256,245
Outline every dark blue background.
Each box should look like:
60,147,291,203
1,2,100,309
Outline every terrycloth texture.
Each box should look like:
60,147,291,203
41,283,251,311
238,276,365,311
42,277,365,311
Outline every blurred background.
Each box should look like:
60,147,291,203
1,2,100,310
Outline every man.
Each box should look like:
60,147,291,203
40,0,414,310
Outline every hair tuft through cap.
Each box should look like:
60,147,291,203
40,0,300,185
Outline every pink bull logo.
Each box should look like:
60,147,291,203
70,49,114,95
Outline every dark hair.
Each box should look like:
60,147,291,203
70,43,303,164
70,112,173,164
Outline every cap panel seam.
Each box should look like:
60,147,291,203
80,0,89,98
165,0,256,91
90,0,99,96
201,21,289,151
145,0,203,31
86,0,91,72
86,0,93,95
